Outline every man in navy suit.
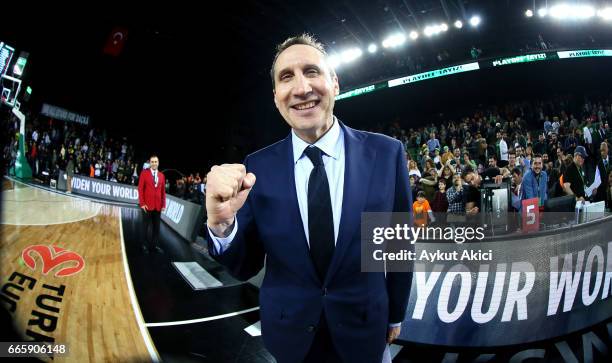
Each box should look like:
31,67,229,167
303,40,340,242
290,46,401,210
206,34,412,362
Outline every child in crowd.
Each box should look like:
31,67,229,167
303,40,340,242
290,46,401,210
413,191,436,226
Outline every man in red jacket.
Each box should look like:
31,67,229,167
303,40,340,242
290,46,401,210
138,155,166,254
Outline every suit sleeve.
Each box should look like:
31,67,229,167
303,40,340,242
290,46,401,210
138,170,146,207
206,156,265,281
386,141,413,324
161,173,166,209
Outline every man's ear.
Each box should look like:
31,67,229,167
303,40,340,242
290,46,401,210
273,89,279,109
332,74,340,96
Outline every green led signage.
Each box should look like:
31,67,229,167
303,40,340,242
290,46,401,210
491,53,547,67
387,62,480,88
334,49,611,102
336,84,377,100
557,49,612,59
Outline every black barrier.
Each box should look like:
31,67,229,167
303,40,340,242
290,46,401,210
68,174,138,203
380,214,612,347
394,318,612,362
56,173,204,242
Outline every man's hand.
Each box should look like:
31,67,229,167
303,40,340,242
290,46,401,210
141,205,148,212
467,206,479,215
206,164,256,236
387,326,401,344
161,208,166,213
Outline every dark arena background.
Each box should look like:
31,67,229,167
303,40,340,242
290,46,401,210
1,1,612,362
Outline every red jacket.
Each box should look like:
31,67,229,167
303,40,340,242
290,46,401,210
138,169,166,211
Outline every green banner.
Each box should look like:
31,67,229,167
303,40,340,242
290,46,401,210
334,48,612,102
336,84,376,100
491,53,548,67
557,49,612,59
387,62,480,88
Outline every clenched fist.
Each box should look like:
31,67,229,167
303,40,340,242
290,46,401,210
206,164,256,237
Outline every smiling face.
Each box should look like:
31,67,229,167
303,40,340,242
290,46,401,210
149,156,159,171
532,157,542,174
273,44,339,143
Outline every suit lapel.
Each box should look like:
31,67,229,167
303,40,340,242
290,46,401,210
325,123,376,285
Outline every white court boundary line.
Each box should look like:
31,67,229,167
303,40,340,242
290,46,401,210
1,211,101,226
145,306,260,328
5,176,135,207
7,177,259,340
119,208,161,362
1,184,102,226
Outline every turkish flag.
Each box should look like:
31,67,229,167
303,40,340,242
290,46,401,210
103,27,128,56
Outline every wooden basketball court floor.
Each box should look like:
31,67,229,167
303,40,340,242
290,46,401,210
0,179,270,362
5,179,611,362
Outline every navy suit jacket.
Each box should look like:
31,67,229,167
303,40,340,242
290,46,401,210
208,122,413,363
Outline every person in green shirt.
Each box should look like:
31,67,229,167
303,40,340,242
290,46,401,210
463,151,477,172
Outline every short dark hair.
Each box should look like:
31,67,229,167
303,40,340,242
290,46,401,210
512,167,522,176
417,191,426,198
533,154,542,159
270,33,332,88
150,154,159,161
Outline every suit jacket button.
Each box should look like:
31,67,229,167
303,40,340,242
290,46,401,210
307,325,315,333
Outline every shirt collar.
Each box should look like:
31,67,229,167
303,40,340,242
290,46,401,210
292,117,342,164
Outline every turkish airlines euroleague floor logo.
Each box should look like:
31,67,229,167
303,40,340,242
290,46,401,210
21,245,85,277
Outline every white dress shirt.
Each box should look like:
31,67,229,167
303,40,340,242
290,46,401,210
208,119,401,327
208,118,344,252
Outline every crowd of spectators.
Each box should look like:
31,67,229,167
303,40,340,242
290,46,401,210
4,93,612,215
374,94,612,224
3,109,208,204
4,112,140,186
170,173,206,205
